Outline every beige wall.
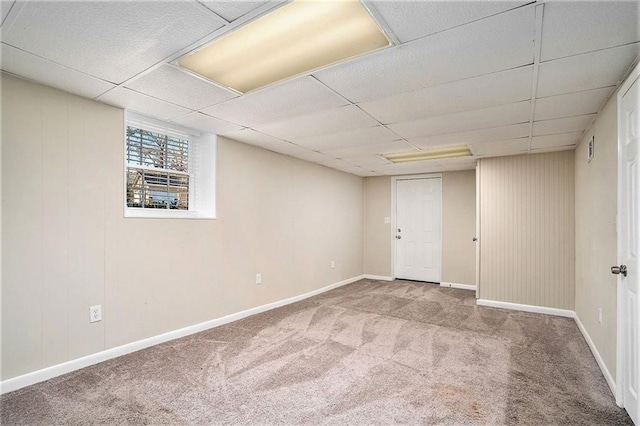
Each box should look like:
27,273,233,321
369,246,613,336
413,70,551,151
574,89,619,375
1,73,364,380
477,151,575,310
363,172,476,283
441,171,476,285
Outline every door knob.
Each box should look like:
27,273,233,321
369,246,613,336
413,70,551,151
611,265,627,277
396,235,402,239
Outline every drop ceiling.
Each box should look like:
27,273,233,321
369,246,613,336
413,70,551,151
1,0,638,177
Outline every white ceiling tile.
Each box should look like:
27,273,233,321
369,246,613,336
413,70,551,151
254,105,379,141
223,128,286,148
313,44,423,104
270,143,323,159
408,123,530,148
440,157,478,172
288,149,339,165
537,43,640,97
477,149,530,159
170,112,244,135
322,140,416,159
328,163,370,176
531,132,583,150
354,170,381,177
220,128,316,158
312,158,366,173
534,87,614,121
0,43,115,99
294,126,399,150
360,66,532,124
343,155,392,168
533,115,595,137
197,0,270,22
531,145,576,154
375,161,446,175
540,2,640,62
312,157,351,168
97,87,189,120
264,142,319,159
389,101,531,139
201,76,349,127
438,156,478,171
370,1,528,43
2,1,226,83
314,6,534,103
125,65,237,110
471,137,530,156
1,0,15,25
340,166,377,177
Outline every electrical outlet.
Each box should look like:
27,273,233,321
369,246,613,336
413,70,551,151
90,305,102,323
256,273,262,284
331,260,335,269
598,308,603,325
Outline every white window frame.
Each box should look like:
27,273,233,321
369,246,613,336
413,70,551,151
124,112,217,219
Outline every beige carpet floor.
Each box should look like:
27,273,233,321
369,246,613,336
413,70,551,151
0,279,632,425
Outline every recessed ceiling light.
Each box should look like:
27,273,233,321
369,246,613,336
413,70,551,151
383,146,473,163
177,0,391,93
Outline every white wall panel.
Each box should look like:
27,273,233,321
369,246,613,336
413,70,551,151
478,151,574,309
1,73,364,380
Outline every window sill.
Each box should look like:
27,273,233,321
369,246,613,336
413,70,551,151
124,208,216,220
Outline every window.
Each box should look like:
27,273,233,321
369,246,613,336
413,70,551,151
124,113,216,219
126,127,190,210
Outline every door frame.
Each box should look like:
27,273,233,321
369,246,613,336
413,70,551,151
475,162,481,298
615,61,640,409
390,173,443,281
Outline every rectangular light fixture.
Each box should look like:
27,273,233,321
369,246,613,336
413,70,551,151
383,146,473,163
178,0,391,93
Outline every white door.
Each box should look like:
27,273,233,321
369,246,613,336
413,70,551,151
618,73,639,424
395,177,442,282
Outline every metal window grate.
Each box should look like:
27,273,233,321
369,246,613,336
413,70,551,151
126,126,190,210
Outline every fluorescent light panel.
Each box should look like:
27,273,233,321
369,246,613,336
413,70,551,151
383,146,472,163
178,0,391,93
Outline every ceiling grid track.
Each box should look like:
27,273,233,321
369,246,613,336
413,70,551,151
527,3,545,153
307,75,432,172
4,0,637,176
309,75,421,150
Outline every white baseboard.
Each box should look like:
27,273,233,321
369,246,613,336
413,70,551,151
476,299,576,318
440,282,477,291
0,274,365,395
574,315,616,396
363,274,394,281
476,300,616,398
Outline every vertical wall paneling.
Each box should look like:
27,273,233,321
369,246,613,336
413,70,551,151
478,151,575,309
40,87,70,367
1,76,44,377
